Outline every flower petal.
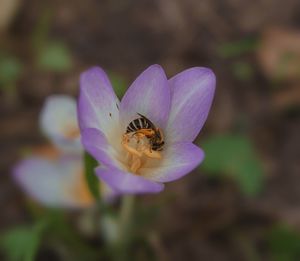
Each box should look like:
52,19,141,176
96,166,164,194
78,67,120,139
81,128,124,170
120,64,170,130
13,156,93,208
40,95,81,152
141,142,204,182
166,67,216,143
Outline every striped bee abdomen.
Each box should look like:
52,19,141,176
124,113,165,151
126,117,150,133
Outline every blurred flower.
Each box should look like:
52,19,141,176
78,65,216,194
14,95,115,208
39,95,81,153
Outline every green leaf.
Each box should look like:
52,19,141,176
217,38,258,58
201,134,264,196
274,51,300,82
231,61,254,81
37,42,72,72
0,220,47,261
109,72,127,99
84,152,100,199
268,225,300,261
31,9,53,51
0,54,22,87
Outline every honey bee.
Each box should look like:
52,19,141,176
126,113,165,151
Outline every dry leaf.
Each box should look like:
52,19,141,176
257,27,300,81
0,0,21,32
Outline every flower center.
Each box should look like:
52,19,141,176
121,132,162,174
63,125,80,140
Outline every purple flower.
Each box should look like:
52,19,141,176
79,65,216,194
14,95,116,208
14,153,94,208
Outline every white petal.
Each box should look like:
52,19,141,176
140,142,204,182
40,95,81,152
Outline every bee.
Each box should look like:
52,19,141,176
126,113,165,151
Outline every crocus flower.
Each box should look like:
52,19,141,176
14,151,93,208
79,65,216,194
40,95,82,153
14,95,114,208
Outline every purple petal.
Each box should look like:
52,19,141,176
166,67,216,143
13,156,93,208
81,128,124,170
141,142,204,182
96,166,164,194
78,67,120,137
120,65,171,130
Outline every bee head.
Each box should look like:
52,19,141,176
151,140,164,151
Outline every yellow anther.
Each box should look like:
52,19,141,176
122,141,143,157
130,155,142,173
122,134,143,157
121,132,162,174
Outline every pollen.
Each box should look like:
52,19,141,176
122,133,161,174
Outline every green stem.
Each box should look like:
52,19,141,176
116,195,135,261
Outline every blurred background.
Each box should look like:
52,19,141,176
1,0,300,260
